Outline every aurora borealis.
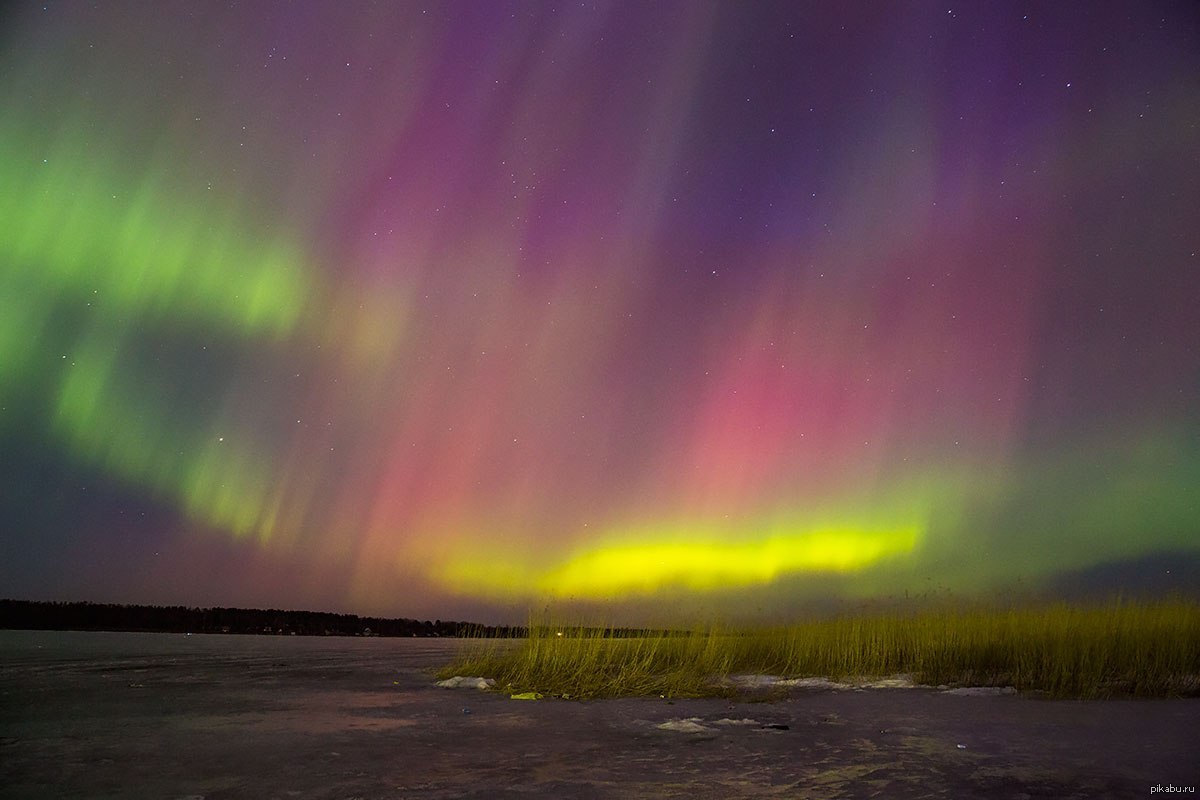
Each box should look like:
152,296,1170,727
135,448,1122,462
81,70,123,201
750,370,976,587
1,1,1197,622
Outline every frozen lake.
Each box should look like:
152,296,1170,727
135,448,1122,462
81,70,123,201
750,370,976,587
1,629,1196,798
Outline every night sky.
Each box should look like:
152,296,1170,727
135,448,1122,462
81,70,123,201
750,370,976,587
2,1,1197,623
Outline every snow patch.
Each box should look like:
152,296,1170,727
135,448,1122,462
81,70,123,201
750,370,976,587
858,675,919,689
778,677,853,690
723,673,920,691
726,673,782,689
436,676,495,690
656,718,714,733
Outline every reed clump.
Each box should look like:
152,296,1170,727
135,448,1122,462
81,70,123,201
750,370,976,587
438,600,1200,699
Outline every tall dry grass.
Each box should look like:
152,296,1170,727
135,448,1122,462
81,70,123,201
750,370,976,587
438,600,1200,699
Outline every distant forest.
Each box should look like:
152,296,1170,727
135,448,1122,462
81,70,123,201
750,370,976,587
0,599,523,638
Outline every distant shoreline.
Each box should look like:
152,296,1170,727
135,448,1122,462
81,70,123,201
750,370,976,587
0,598,521,639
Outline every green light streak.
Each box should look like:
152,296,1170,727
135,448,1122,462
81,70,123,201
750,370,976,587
0,129,309,339
1,119,313,540
52,335,277,540
0,281,44,388
893,427,1200,596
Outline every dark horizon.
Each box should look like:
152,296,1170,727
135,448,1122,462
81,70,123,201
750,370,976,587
0,598,515,638
5,547,1199,632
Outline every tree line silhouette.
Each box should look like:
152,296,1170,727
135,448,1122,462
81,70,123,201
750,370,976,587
0,599,523,637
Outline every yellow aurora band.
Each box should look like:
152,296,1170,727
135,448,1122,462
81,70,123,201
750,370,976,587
436,523,921,600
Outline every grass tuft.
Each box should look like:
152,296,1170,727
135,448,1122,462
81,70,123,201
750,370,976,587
438,600,1200,700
